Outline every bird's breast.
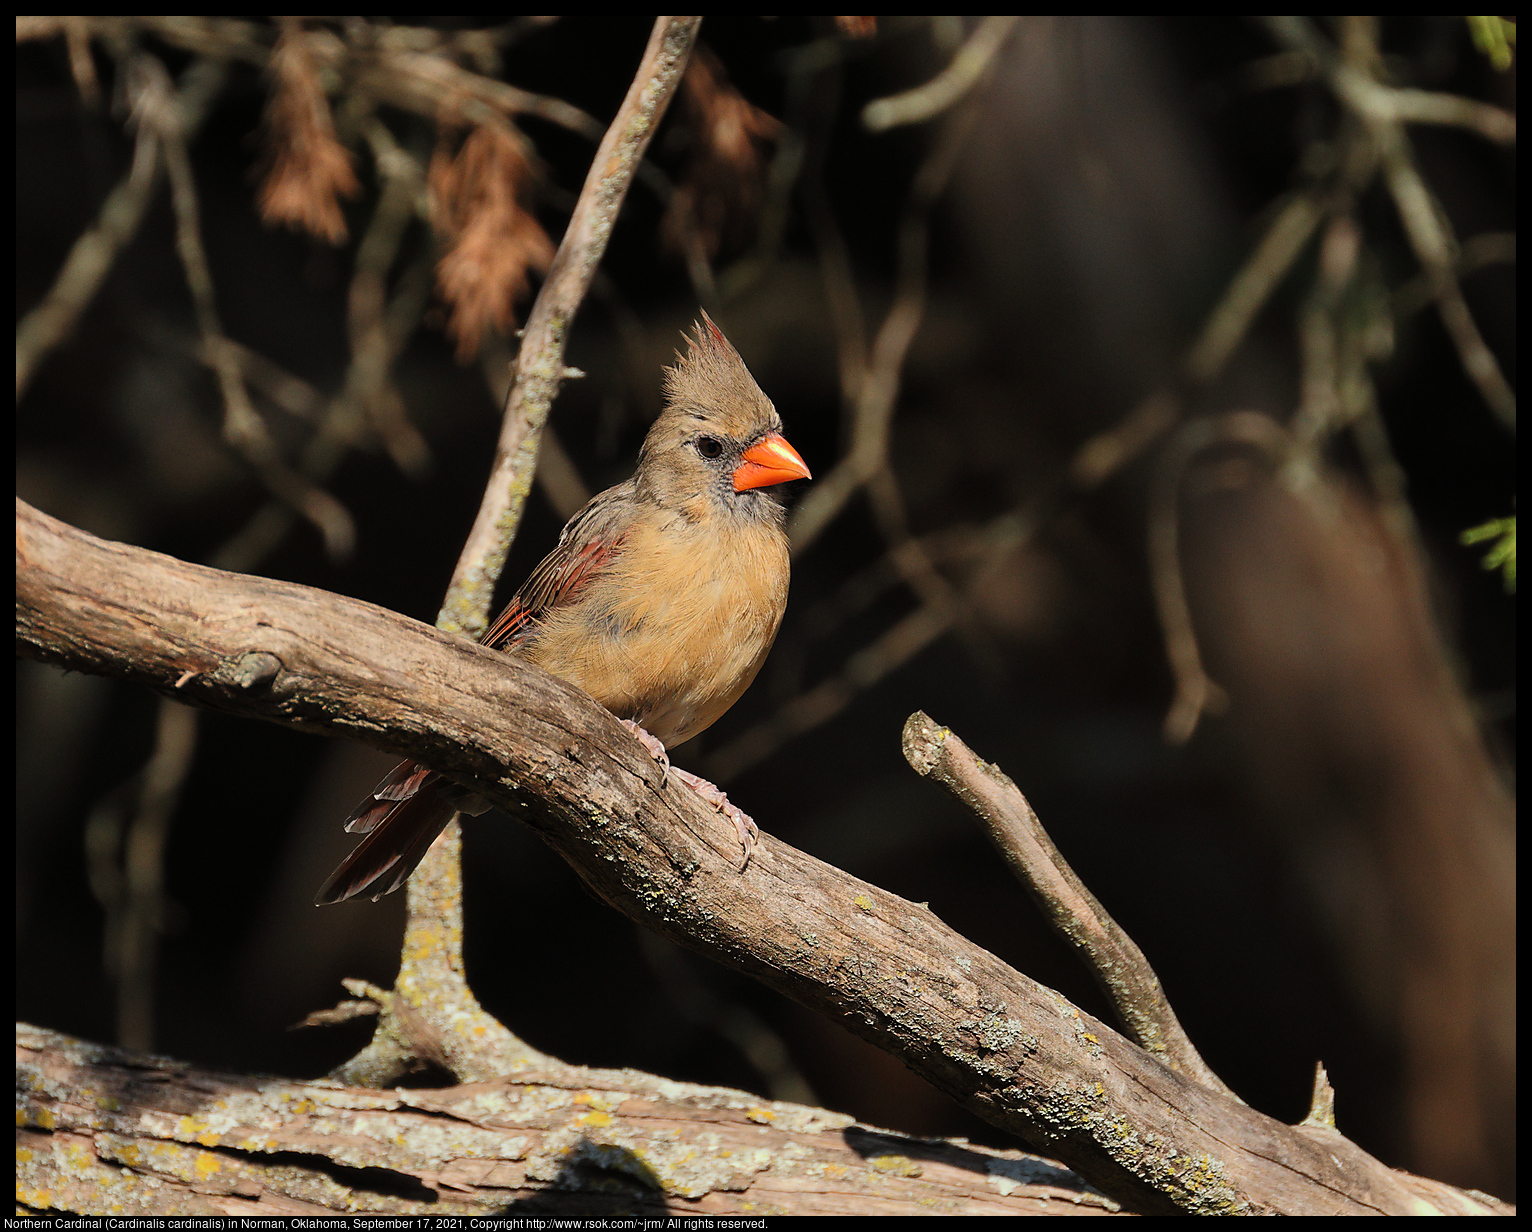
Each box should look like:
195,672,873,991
522,516,790,747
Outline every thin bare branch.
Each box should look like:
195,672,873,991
1257,17,1515,145
220,339,326,420
1366,85,1515,144
1149,412,1293,744
862,16,1021,131
207,252,434,576
17,125,159,400
1392,231,1515,318
901,711,1240,1100
1184,191,1325,387
1072,190,1324,488
1290,214,1362,448
347,120,432,476
1378,138,1516,431
113,699,199,1052
60,16,100,105
1261,16,1516,432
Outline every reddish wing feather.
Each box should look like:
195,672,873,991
480,485,633,651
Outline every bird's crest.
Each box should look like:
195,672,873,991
662,312,776,435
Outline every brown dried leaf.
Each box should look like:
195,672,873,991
429,123,554,362
257,22,359,245
660,43,785,263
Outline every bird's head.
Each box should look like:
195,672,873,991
638,313,811,523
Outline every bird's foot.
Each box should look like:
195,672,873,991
672,767,759,872
621,719,670,779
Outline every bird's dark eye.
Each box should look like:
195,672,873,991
695,435,723,459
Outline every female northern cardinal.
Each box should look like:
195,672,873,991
315,315,810,904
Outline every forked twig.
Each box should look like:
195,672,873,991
134,56,356,560
15,61,226,400
1261,16,1516,432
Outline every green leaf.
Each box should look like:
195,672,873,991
1467,17,1517,71
1460,516,1516,593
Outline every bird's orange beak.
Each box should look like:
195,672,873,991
733,433,812,492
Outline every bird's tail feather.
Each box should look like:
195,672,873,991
314,775,459,905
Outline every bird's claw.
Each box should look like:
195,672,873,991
672,767,758,872
621,719,670,780
621,724,757,870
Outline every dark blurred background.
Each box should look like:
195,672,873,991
16,17,1515,1201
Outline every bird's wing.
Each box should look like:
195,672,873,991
480,480,637,652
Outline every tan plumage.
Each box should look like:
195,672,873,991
316,315,809,905
525,510,788,747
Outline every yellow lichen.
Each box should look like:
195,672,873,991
746,1107,775,1124
870,1154,923,1178
853,895,874,912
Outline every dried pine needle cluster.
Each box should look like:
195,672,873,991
428,123,554,361
256,22,359,245
660,44,784,262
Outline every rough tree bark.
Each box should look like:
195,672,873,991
13,499,1510,1217
16,1023,1120,1217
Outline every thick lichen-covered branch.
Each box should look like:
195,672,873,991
17,500,1508,1216
17,1023,1117,1217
